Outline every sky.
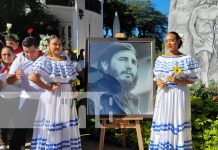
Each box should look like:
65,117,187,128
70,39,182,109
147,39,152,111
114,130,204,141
130,0,171,15
106,0,171,36
151,0,171,16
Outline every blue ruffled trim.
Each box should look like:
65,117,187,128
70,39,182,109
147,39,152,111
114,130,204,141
32,56,78,79
154,55,200,75
31,137,81,150
33,61,74,73
33,62,76,75
154,66,199,74
149,140,192,150
32,65,77,77
151,121,191,135
155,59,197,67
34,119,79,131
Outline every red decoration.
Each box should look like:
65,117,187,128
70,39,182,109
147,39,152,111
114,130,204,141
27,28,33,33
27,28,33,36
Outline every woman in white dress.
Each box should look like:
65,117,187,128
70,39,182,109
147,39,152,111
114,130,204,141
29,35,81,149
149,31,200,149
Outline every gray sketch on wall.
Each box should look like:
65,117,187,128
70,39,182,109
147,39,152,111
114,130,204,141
168,0,199,54
168,0,218,86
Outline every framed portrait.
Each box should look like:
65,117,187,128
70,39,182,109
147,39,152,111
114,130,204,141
86,38,155,118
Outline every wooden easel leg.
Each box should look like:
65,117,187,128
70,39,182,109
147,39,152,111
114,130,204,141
99,120,106,150
135,120,144,150
121,128,126,148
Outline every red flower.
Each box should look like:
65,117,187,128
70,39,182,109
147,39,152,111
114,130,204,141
27,28,33,34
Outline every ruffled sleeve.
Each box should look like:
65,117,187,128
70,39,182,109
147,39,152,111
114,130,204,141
153,56,164,81
32,56,48,76
180,55,200,82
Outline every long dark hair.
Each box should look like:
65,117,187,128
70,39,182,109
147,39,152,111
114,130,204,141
168,31,183,49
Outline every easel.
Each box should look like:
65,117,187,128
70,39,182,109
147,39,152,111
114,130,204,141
99,117,144,150
97,33,144,149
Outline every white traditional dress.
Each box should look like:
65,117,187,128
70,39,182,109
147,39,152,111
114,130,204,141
149,55,200,150
31,56,81,150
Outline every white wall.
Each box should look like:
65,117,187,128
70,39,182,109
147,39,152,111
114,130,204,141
46,4,103,51
77,10,103,50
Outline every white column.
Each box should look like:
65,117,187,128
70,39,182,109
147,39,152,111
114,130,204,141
73,1,79,50
75,0,85,50
64,25,69,49
100,0,104,36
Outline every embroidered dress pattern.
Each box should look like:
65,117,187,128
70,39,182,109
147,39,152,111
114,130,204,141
149,55,200,150
30,56,81,150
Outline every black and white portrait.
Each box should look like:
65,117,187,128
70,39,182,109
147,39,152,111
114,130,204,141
87,38,154,116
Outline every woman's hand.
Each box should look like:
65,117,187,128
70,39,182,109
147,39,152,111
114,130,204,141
29,73,61,92
167,76,194,85
156,79,166,89
166,76,179,84
69,80,75,86
50,83,61,92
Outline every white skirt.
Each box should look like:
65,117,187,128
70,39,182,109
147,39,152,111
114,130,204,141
149,85,192,149
31,85,81,150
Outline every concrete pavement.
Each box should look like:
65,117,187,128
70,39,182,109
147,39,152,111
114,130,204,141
1,134,133,150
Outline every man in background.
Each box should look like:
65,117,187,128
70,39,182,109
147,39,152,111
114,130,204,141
7,37,43,150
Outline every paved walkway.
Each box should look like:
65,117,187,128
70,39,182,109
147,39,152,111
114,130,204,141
81,135,132,150
1,134,133,150
24,135,132,150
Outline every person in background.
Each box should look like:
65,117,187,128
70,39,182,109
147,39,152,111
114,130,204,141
29,35,81,149
4,34,22,55
64,49,74,60
75,49,85,91
77,49,85,69
0,46,20,150
149,31,200,149
7,37,43,150
0,41,6,150
0,40,5,69
65,49,84,91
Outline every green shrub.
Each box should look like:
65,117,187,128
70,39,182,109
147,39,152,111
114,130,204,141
190,80,218,149
204,118,218,150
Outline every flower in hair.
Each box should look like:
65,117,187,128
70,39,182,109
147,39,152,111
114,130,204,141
39,34,50,53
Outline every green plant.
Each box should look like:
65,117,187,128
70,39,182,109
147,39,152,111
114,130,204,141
204,118,218,149
190,80,218,101
190,80,218,149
